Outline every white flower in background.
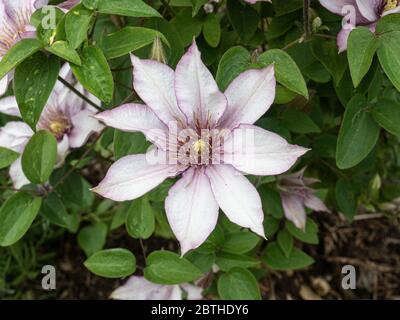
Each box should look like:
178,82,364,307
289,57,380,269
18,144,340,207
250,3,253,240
319,0,400,52
111,276,203,300
93,40,308,255
0,64,103,188
278,168,329,231
0,0,78,96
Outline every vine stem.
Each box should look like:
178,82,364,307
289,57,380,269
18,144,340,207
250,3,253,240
57,76,103,111
303,0,312,40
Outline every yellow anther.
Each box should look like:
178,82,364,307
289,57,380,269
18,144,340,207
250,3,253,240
50,121,66,135
384,0,398,11
193,139,207,153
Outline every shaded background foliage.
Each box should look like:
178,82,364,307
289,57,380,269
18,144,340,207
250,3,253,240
0,0,399,299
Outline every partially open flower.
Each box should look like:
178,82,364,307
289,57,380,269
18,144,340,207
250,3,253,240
93,41,309,255
319,0,400,52
111,276,203,300
278,168,329,230
0,64,103,188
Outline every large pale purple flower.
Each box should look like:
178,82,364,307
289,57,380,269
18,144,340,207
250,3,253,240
93,41,308,255
278,168,329,230
319,0,400,52
111,276,203,300
0,0,49,95
0,64,103,188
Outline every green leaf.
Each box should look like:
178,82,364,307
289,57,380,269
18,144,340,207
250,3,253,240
275,85,297,104
372,98,400,137
21,131,58,184
190,0,207,16
97,0,161,17
286,218,319,245
215,252,259,272
203,14,220,48
347,27,378,87
259,186,284,219
101,26,168,59
170,8,203,46
78,223,108,257
376,13,400,33
144,250,203,285
311,39,347,86
221,231,260,254
218,267,261,300
216,46,251,91
336,94,380,169
262,242,314,270
0,192,42,247
42,193,79,232
282,109,320,134
14,52,60,129
114,130,151,160
335,179,358,222
71,45,114,103
83,0,99,10
378,31,400,92
258,49,308,99
277,229,293,257
264,216,280,238
65,4,93,49
0,39,43,80
126,196,155,239
84,248,136,278
46,41,81,65
0,147,19,169
227,0,259,43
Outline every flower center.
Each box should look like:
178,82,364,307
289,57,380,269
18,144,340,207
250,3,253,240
192,139,207,154
49,120,71,140
384,0,399,11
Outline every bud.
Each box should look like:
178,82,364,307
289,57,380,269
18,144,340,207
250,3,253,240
312,17,322,33
369,174,381,200
150,36,166,64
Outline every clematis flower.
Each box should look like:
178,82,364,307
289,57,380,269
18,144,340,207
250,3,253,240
319,0,400,52
278,168,329,231
0,64,103,188
111,276,203,300
0,0,77,96
93,41,308,255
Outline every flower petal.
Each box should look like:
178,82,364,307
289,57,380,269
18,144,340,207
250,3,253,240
95,104,168,150
0,96,21,117
111,276,182,300
68,107,103,148
0,74,10,96
206,165,265,238
56,134,70,166
219,66,275,130
304,193,330,213
224,124,309,176
0,121,33,153
93,151,183,202
180,283,204,300
319,0,356,15
281,193,307,230
355,0,379,21
337,26,353,53
9,157,30,189
131,55,186,126
165,167,219,255
174,41,226,127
